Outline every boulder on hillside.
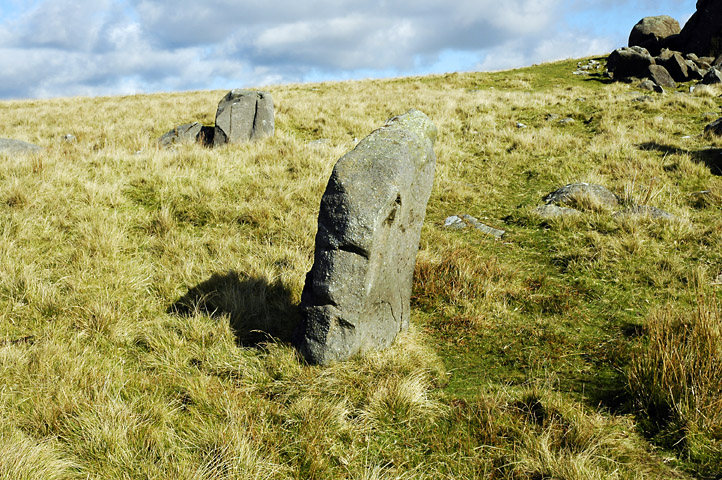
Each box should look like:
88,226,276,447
0,138,42,155
295,109,437,365
607,46,655,80
629,15,681,55
213,89,274,147
647,65,676,88
659,52,689,81
675,0,722,58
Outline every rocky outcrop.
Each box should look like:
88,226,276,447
628,15,681,55
295,109,437,365
607,46,655,80
675,0,722,58
213,90,274,147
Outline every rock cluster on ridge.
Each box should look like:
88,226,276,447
295,109,437,365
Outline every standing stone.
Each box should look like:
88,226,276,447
213,89,274,147
296,109,437,365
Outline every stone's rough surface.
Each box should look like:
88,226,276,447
159,122,202,147
676,0,722,58
543,183,620,210
659,52,689,81
702,68,722,85
0,138,42,155
607,46,655,79
461,214,505,238
534,204,581,218
639,79,664,93
296,109,437,365
444,215,466,229
647,65,676,88
213,89,274,146
629,16,681,55
705,118,722,136
614,205,676,220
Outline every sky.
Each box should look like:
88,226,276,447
0,0,697,100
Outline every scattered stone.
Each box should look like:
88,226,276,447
647,64,676,88
543,183,620,210
0,138,42,155
309,138,330,146
558,117,576,125
675,0,722,58
607,46,655,80
460,214,505,238
628,15,681,55
62,134,77,143
633,95,654,103
614,205,676,220
534,204,581,218
516,122,528,129
685,60,706,80
213,89,274,147
295,109,437,365
444,215,466,229
702,68,722,85
639,79,664,93
545,113,560,122
704,118,722,136
159,122,207,147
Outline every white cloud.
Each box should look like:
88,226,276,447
0,0,698,99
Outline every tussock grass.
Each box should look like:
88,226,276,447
1,57,720,477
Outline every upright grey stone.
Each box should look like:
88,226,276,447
296,109,437,365
213,89,274,146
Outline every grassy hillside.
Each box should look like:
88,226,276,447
1,57,721,478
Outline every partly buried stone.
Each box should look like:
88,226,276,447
704,118,722,136
628,15,681,55
647,65,676,88
543,183,620,210
213,89,274,146
296,109,437,365
639,79,664,93
0,138,42,155
534,204,581,218
607,46,655,80
614,205,676,220
159,122,214,147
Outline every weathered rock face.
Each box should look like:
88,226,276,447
607,46,655,80
159,122,214,147
647,64,676,88
702,68,722,85
676,0,722,58
629,16,681,55
296,109,437,365
659,52,689,81
213,89,274,146
0,138,42,155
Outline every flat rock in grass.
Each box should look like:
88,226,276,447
614,205,676,220
158,122,213,147
460,214,505,238
543,183,620,210
444,215,466,229
213,89,274,146
0,138,42,155
296,109,437,365
704,118,722,136
534,204,581,218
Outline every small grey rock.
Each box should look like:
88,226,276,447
159,122,204,147
62,134,77,143
444,215,466,229
460,214,505,238
639,79,664,93
558,117,576,125
614,205,676,220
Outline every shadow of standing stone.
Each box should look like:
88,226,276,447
295,109,437,365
